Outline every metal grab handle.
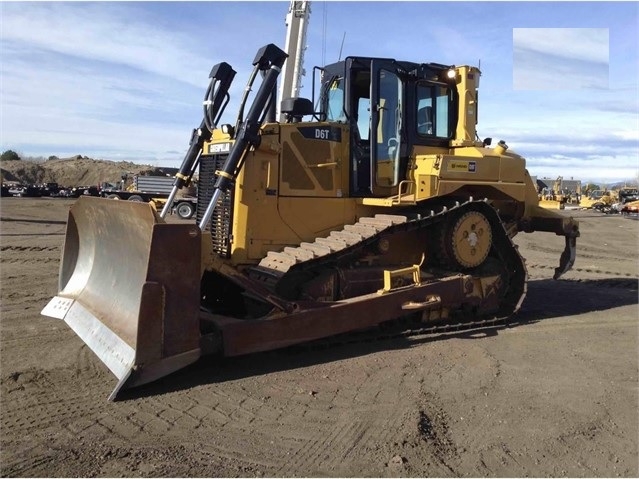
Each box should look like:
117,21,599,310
308,161,339,169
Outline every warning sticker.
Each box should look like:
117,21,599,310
448,161,477,173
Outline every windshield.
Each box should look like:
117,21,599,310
325,77,346,122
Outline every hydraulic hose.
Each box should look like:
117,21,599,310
160,62,236,218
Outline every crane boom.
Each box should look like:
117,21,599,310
278,0,311,121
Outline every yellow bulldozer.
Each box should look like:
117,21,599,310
42,44,579,400
579,189,615,210
538,176,568,210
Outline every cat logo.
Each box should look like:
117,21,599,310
208,142,231,154
448,161,477,173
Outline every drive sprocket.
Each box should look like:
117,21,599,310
441,210,492,269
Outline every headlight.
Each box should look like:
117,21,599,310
221,124,235,138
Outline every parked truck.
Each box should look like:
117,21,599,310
101,175,198,218
100,175,174,201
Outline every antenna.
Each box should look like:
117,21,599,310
338,32,346,61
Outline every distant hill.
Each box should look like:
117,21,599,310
0,155,178,188
609,181,639,189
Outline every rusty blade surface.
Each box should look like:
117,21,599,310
41,197,202,400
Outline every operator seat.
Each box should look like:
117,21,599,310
417,106,433,135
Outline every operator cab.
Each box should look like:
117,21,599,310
313,57,459,197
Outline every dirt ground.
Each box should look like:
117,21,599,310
1,197,637,478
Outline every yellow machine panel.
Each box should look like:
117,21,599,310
278,123,349,197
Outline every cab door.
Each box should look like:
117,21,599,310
370,60,403,197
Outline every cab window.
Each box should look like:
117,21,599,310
326,77,346,122
375,69,402,187
416,83,451,138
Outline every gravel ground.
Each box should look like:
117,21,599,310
1,197,637,477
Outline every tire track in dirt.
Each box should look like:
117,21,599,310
1,368,105,434
269,360,426,475
505,316,636,335
74,344,110,381
110,384,295,471
96,381,288,453
3,257,59,265
2,292,58,304
2,252,60,266
0,329,68,346
551,415,633,477
88,383,223,441
1,449,59,478
476,443,532,476
0,245,60,252
526,262,638,281
1,344,116,437
102,355,433,476
276,417,372,475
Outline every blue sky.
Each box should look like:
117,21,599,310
1,1,637,183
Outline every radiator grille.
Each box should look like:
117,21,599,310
197,154,234,258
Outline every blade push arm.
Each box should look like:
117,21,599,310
198,44,288,231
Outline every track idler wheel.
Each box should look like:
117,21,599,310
440,210,493,269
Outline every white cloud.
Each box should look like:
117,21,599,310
513,28,610,90
526,155,638,183
1,47,204,162
2,53,192,116
513,53,609,90
613,129,639,142
5,103,191,163
518,147,638,183
513,28,609,64
0,3,216,88
481,103,638,183
0,3,263,164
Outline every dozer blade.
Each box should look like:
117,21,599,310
41,197,202,400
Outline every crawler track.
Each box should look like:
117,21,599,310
291,309,511,354
249,198,528,321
